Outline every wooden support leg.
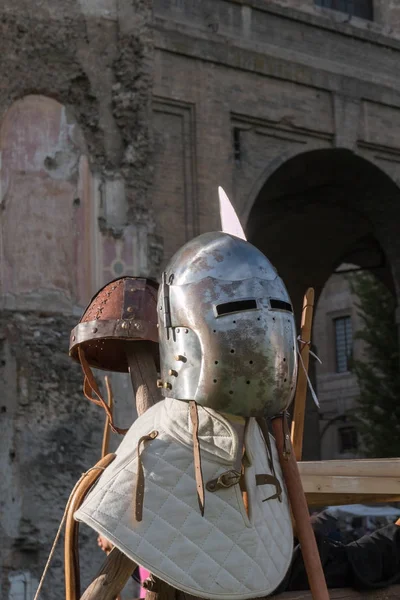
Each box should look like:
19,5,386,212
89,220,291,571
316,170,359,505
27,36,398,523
79,548,137,600
79,347,160,600
271,415,330,600
126,345,160,416
65,454,116,600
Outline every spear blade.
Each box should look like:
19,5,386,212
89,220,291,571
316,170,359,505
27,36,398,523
218,186,247,241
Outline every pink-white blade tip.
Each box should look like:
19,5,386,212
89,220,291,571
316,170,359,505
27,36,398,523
218,186,247,241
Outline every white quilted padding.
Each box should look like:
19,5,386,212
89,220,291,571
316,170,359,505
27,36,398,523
75,399,293,599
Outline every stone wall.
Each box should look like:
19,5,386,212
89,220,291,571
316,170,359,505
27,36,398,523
0,1,154,598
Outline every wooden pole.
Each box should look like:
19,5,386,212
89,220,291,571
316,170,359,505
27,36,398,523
79,548,137,600
126,345,160,417
291,287,315,462
271,416,330,600
65,454,116,600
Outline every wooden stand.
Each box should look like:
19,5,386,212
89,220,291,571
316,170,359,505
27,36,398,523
77,345,161,600
291,288,314,461
76,300,399,600
271,416,330,600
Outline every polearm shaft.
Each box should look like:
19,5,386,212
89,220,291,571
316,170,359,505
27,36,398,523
291,287,314,461
271,415,330,600
271,288,329,600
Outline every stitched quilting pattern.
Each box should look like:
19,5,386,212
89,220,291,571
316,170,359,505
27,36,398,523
75,399,293,599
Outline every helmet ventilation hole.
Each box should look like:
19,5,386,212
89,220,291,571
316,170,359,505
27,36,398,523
233,320,236,324
230,349,235,353
229,390,233,395
283,358,286,362
215,360,219,365
213,329,217,333
249,360,253,364
246,380,250,385
213,379,217,383
272,317,275,322
284,378,287,382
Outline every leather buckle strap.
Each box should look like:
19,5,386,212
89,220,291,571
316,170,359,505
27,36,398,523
256,416,283,502
78,347,128,435
134,430,158,523
189,401,205,516
255,473,283,502
206,470,242,492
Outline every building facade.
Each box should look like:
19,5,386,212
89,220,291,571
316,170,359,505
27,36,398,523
314,268,363,460
2,0,400,597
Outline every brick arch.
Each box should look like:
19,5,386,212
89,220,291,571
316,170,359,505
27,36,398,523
0,94,94,311
246,148,400,318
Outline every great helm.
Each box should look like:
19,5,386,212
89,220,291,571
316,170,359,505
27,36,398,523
157,232,298,418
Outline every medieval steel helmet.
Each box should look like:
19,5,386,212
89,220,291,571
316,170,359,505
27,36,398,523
157,232,298,418
70,276,159,372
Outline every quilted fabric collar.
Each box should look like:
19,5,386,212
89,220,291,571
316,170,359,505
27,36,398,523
154,398,239,464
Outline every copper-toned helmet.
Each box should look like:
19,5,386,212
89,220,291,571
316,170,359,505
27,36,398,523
70,277,159,372
70,277,159,433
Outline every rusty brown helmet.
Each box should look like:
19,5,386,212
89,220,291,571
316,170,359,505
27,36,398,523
69,276,159,373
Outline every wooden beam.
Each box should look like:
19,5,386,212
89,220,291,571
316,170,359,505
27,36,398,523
306,493,400,507
299,458,400,478
301,474,400,496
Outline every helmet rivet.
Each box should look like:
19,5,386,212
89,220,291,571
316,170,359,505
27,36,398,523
174,354,186,362
72,335,76,342
168,369,178,377
185,329,189,334
121,321,128,330
92,327,98,333
127,306,134,313
163,382,172,390
176,328,180,333
157,379,163,388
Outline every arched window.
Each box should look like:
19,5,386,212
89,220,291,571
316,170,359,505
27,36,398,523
315,0,373,20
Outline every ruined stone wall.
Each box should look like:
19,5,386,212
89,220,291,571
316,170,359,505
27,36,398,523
0,312,104,598
0,1,155,598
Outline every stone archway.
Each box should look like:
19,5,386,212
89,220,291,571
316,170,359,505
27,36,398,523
246,148,400,459
246,148,399,317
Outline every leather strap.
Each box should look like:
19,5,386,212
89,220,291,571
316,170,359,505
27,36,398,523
189,401,205,516
206,470,242,492
255,473,283,501
78,347,128,435
134,430,158,523
282,412,292,459
206,417,245,493
256,417,283,502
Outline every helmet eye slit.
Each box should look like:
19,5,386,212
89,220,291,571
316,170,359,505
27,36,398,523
214,299,258,317
269,299,293,313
